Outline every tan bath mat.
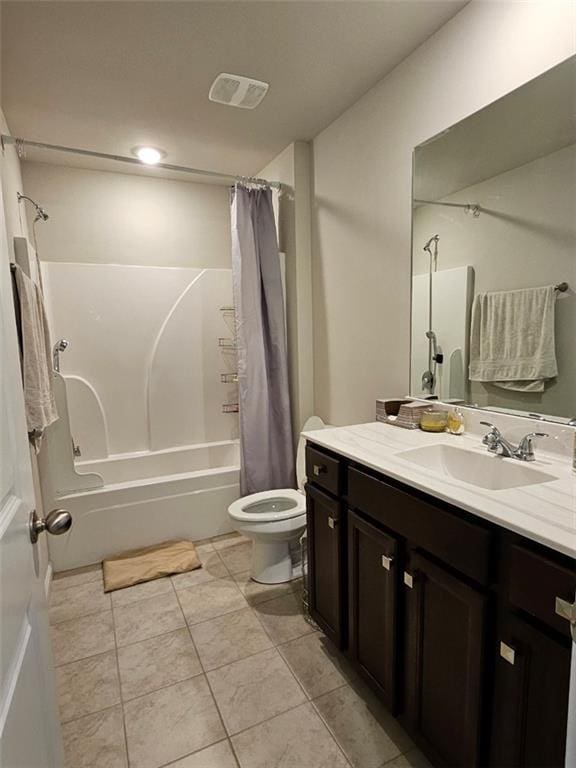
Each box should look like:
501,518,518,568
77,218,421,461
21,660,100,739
103,539,201,592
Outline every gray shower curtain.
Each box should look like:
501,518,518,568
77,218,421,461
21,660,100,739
230,184,295,495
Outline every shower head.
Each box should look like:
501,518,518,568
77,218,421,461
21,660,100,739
17,193,49,222
423,234,439,253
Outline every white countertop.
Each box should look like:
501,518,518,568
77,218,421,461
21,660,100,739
303,421,576,559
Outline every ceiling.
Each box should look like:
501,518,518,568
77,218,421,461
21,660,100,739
1,1,467,178
414,55,576,202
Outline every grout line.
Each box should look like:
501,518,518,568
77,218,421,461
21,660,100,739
110,589,131,768
157,737,239,768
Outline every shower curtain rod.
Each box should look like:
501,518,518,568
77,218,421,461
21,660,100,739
0,134,282,189
414,198,481,216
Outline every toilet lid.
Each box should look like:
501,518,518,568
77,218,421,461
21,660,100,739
296,416,325,490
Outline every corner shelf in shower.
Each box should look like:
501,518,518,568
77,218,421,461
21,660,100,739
218,338,237,349
222,403,239,414
219,306,236,317
220,373,238,384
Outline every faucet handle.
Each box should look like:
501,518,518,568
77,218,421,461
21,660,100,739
480,421,500,434
517,432,549,461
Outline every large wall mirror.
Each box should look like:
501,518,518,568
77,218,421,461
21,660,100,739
410,56,576,424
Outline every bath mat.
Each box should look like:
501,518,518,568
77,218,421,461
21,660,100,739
102,539,201,592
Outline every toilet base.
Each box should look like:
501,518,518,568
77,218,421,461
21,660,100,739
251,539,296,584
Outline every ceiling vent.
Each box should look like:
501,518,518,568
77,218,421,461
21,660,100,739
208,73,269,109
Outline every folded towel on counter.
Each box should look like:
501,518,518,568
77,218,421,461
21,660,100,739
12,264,58,439
469,285,557,392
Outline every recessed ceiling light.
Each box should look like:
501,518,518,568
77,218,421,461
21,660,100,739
132,146,166,165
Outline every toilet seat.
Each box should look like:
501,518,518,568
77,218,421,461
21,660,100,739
228,488,305,523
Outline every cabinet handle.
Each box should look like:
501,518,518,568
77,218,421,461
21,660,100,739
328,516,338,529
381,555,394,571
403,571,413,588
555,597,576,641
313,464,327,476
499,641,516,665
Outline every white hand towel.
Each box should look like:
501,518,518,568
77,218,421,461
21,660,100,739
469,285,557,392
12,264,59,437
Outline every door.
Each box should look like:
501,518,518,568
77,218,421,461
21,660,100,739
306,483,345,648
490,612,571,768
0,187,64,765
348,510,398,711
404,551,487,767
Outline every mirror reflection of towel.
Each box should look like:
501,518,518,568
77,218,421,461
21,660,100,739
12,264,58,443
469,286,557,392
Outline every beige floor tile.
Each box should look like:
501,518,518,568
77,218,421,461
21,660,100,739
52,610,115,666
110,577,174,608
190,607,273,671
123,676,225,768
215,542,252,575
166,740,238,768
232,702,349,768
313,684,413,768
194,539,216,555
172,552,229,591
385,749,433,768
52,564,103,592
211,532,249,550
57,651,121,723
61,705,127,768
253,592,316,645
278,632,351,698
177,579,247,626
114,591,185,647
207,647,306,735
50,579,111,625
232,570,296,606
117,628,202,700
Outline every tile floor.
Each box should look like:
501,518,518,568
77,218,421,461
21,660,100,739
50,532,431,768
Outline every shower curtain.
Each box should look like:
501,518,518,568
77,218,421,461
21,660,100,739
230,184,295,495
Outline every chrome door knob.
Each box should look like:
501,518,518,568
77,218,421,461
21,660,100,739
29,508,72,543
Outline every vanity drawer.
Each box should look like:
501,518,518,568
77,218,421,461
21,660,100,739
306,444,341,497
506,543,576,638
348,466,493,585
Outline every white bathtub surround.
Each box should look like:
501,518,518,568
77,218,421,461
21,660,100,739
47,441,239,572
41,262,238,458
303,420,575,559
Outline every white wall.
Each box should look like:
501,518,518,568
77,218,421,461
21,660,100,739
21,162,231,268
413,143,576,418
311,0,576,426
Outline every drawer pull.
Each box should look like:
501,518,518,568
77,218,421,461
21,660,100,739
403,571,413,589
313,464,327,476
555,597,576,641
381,555,394,571
499,641,516,665
327,516,338,529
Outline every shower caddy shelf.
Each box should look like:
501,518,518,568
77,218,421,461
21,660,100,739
219,305,239,414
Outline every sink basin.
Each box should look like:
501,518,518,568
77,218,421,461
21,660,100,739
397,444,556,491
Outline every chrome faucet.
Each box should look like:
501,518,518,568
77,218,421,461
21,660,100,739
480,421,549,462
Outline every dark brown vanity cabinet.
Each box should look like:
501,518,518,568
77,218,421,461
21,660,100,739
305,441,575,768
348,510,399,711
403,551,487,767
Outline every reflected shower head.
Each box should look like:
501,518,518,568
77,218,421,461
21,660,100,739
423,234,439,253
55,339,69,352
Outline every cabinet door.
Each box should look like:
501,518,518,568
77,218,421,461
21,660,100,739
306,484,345,648
348,511,398,711
404,552,487,767
489,613,571,768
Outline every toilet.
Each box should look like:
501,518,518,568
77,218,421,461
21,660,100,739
227,416,325,584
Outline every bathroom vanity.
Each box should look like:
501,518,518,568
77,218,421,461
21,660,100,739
304,422,576,768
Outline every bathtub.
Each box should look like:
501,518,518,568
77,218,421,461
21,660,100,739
47,440,240,572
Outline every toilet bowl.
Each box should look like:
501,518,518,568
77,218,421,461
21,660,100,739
227,416,325,584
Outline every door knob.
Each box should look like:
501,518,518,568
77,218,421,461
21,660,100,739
29,508,72,544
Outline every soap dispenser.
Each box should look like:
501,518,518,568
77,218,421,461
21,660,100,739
447,407,465,435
